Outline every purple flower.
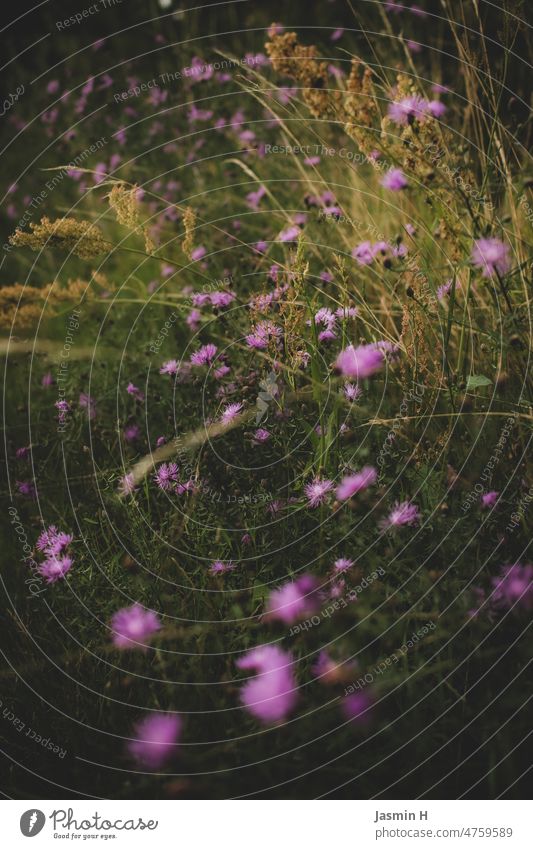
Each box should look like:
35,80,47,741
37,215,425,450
352,241,375,265
333,558,354,573
37,555,73,583
128,713,182,769
427,100,447,118
16,480,36,498
278,225,300,243
381,168,408,191
380,500,421,529
110,604,161,650
253,428,271,443
265,574,321,624
220,402,243,425
471,238,510,277
481,490,499,509
387,95,429,125
41,371,54,387
160,360,178,376
341,690,374,723
335,344,384,379
491,563,533,612
209,560,237,575
123,424,140,443
210,291,235,309
119,473,137,496
154,462,179,491
344,382,362,402
336,466,377,500
236,645,298,724
37,526,73,556
304,477,334,508
190,343,218,366
79,393,97,420
127,382,145,401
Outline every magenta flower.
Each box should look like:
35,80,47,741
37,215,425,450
160,359,178,376
190,343,218,366
79,393,97,420
304,477,334,508
154,462,179,491
220,402,243,425
471,238,510,277
41,371,54,387
191,246,207,261
123,424,140,443
335,344,384,379
127,382,145,401
333,558,354,573
491,563,533,612
428,100,447,118
128,713,182,769
110,604,161,650
352,241,374,265
37,526,73,556
209,560,237,575
344,382,362,402
380,500,421,529
37,555,73,583
253,428,271,443
16,480,36,498
336,466,377,500
341,690,374,723
265,574,321,624
278,225,300,242
387,95,429,125
481,490,499,509
236,645,298,724
381,168,408,191
119,473,137,496
210,291,235,309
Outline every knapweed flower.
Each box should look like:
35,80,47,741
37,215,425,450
128,713,182,769
491,563,533,612
154,462,179,491
380,168,408,191
253,428,271,443
304,477,334,508
387,95,429,125
190,343,218,366
380,500,421,530
471,238,510,277
481,490,499,509
210,291,235,309
336,466,377,500
37,555,73,583
160,359,178,376
79,393,97,420
41,371,54,387
335,344,384,379
119,473,137,496
245,320,282,350
277,225,300,242
110,604,161,650
220,402,243,425
341,690,374,723
313,650,356,685
236,645,298,724
265,574,321,625
333,558,354,573
344,382,362,402
209,560,237,575
127,382,145,401
37,526,73,556
123,424,140,443
16,480,36,498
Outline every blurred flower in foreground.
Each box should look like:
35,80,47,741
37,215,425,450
336,466,377,501
237,645,298,724
335,343,384,379
265,574,321,624
491,563,533,612
380,168,408,191
128,713,182,769
380,500,421,530
471,238,510,277
111,604,161,650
